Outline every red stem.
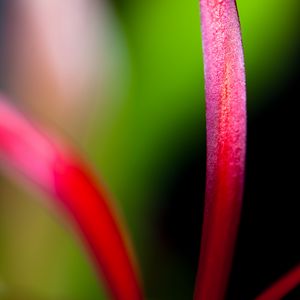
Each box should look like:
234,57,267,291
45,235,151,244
194,1,246,299
255,265,300,300
0,96,143,300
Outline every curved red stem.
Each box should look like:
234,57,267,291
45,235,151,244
194,1,246,299
0,96,143,300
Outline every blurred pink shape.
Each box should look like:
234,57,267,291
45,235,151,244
6,0,106,130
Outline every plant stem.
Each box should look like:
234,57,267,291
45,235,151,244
194,1,246,299
0,97,143,300
255,265,300,300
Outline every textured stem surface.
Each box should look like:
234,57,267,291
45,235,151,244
194,1,246,299
0,96,143,300
255,265,300,300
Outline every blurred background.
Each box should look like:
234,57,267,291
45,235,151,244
0,0,299,299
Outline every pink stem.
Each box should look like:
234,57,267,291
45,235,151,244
0,96,143,300
255,265,300,300
194,1,246,300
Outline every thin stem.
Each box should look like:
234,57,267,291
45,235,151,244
194,1,246,299
0,96,143,300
